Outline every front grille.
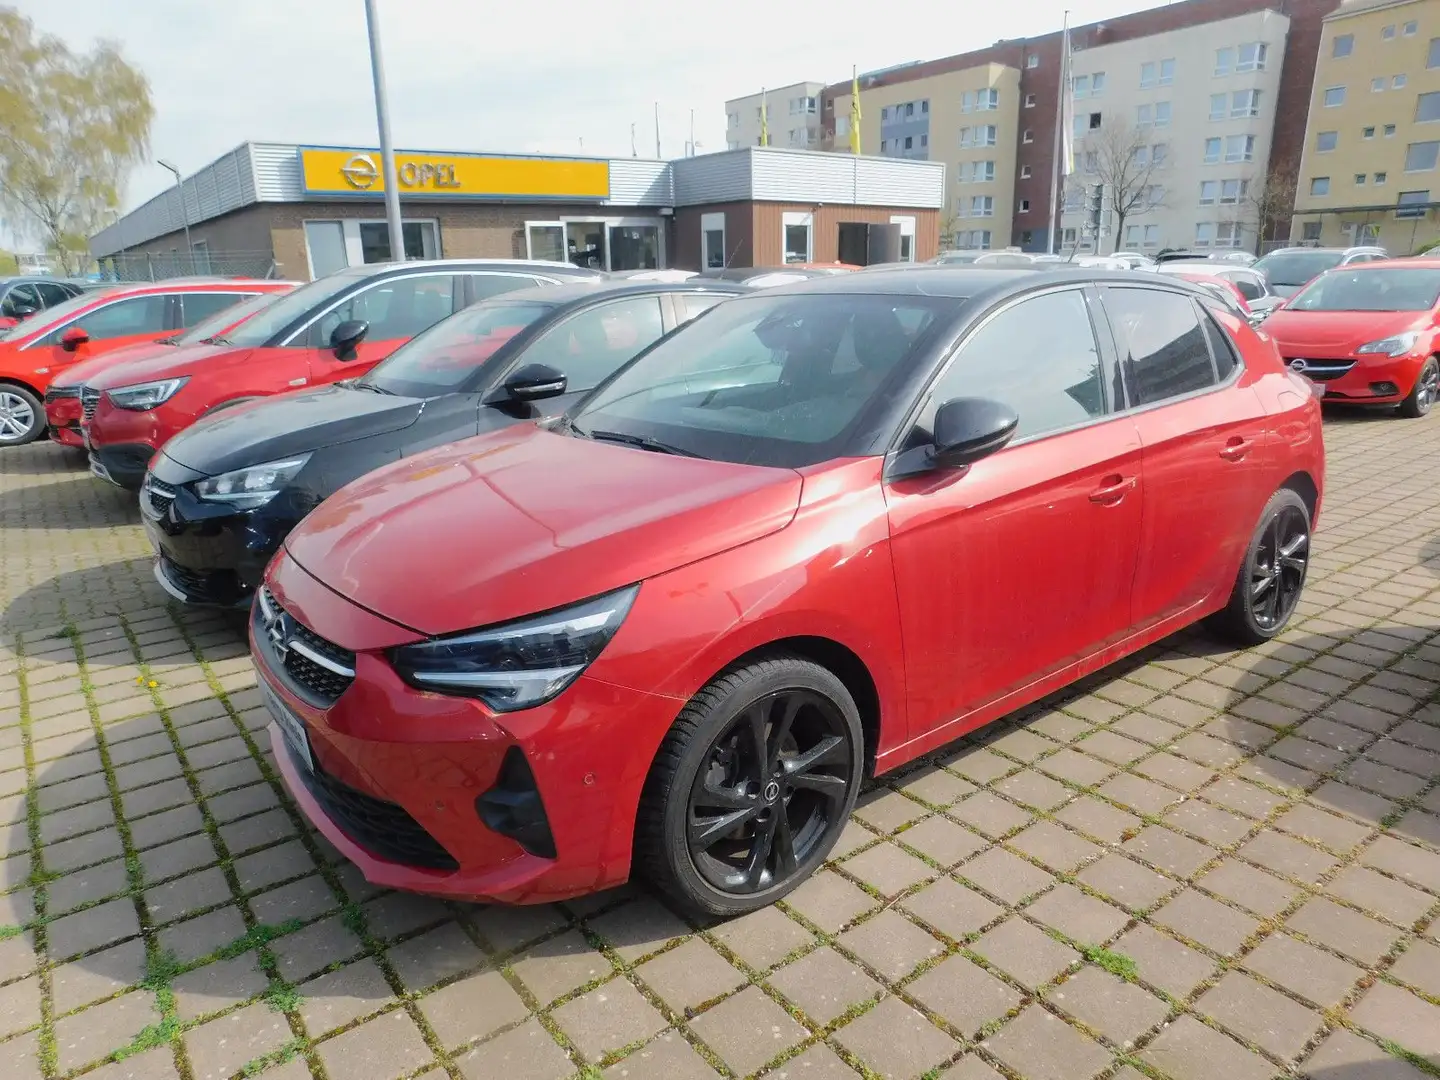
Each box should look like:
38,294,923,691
141,475,177,520
255,586,356,706
295,760,458,870
44,386,79,404
81,387,101,421
159,557,242,606
1285,358,1355,382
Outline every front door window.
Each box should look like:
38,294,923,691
526,223,565,262
607,225,660,270
566,222,607,270
359,221,438,264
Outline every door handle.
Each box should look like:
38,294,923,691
1089,475,1136,504
1219,436,1252,462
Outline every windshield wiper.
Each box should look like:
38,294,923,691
350,381,393,395
156,334,182,346
578,427,705,458
199,335,232,346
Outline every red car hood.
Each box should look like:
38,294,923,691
284,423,804,636
87,343,256,390
50,338,193,390
1263,309,1426,353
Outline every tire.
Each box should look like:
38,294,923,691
1399,356,1438,419
1207,488,1311,647
0,384,44,447
636,654,863,918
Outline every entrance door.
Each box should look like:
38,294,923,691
566,222,607,270
837,223,868,266
607,224,660,270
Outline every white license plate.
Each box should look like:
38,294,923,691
260,679,314,774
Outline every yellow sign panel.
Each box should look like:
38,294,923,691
297,147,610,201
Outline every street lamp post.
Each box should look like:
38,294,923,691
157,159,192,270
363,0,406,263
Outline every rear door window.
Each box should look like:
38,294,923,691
1103,287,1217,406
306,274,458,346
35,283,74,308
37,294,170,345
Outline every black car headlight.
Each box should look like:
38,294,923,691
193,454,311,510
389,585,639,712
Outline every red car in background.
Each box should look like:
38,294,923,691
45,287,296,449
0,278,287,446
251,268,1324,914
83,259,603,489
1264,260,1440,417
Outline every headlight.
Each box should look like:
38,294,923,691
193,454,310,509
106,377,189,411
389,585,638,712
1355,332,1420,357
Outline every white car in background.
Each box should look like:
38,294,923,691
1155,261,1285,319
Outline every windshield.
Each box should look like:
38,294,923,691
1287,268,1440,312
0,287,122,340
571,292,954,468
360,300,555,397
1253,250,1343,286
935,252,981,264
172,290,288,345
217,271,369,347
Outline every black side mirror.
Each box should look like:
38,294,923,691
931,397,1019,470
329,319,369,359
503,363,568,403
11,305,38,320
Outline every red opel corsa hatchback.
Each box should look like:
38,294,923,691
251,268,1325,916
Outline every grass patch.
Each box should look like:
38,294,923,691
142,948,182,991
0,924,24,940
240,1036,306,1077
1379,1037,1440,1078
112,1016,181,1060
263,980,303,1014
1081,944,1138,980
216,919,303,960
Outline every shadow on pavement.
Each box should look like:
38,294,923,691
0,469,138,530
1,560,168,641
0,443,89,477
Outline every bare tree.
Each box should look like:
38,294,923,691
1082,119,1168,252
1245,170,1298,254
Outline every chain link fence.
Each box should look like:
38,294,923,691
92,250,282,283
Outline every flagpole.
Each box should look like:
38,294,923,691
1047,12,1070,254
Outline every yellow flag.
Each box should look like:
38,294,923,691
850,67,862,154
760,88,768,147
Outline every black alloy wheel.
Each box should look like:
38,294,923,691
1400,357,1438,418
1210,488,1311,645
638,656,862,917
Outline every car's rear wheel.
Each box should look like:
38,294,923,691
636,655,862,918
0,385,44,446
1399,357,1438,418
1208,488,1310,646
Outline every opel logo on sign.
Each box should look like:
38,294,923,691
341,154,380,190
1289,359,1308,372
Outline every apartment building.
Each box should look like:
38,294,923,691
725,82,826,151
1059,9,1292,254
1292,0,1440,252
796,0,1336,252
832,64,1022,249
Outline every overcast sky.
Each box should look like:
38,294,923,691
7,0,1174,247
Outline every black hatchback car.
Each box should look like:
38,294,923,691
142,279,746,606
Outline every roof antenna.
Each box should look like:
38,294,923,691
723,238,741,270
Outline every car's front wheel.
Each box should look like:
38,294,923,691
1208,488,1311,646
1399,356,1438,418
636,655,863,918
0,385,44,446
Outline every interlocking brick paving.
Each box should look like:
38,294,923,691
1,410,1439,1079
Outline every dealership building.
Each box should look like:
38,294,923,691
88,142,946,279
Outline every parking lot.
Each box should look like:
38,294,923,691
1,412,1438,1080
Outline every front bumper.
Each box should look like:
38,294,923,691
1285,351,1426,405
44,393,84,447
89,444,152,490
141,453,304,607
250,552,681,904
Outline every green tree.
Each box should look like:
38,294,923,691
0,250,17,275
0,7,154,274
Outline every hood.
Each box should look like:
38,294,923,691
51,337,188,389
163,383,425,476
87,342,255,391
284,423,803,636
1263,309,1426,353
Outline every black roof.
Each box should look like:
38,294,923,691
0,275,73,286
475,278,750,307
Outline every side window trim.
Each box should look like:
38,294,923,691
279,271,461,347
1101,284,1240,414
885,283,1116,460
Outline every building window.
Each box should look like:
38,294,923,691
1302,221,1323,241
1231,89,1261,117
1154,102,1171,127
1026,54,1039,68
1216,45,1266,75
1151,143,1168,166
1195,223,1215,247
1405,20,1418,36
1220,179,1248,204
904,136,913,149
1311,177,1331,196
1376,171,1388,184
955,229,993,249
1084,150,1099,172
1394,74,1408,89
1023,129,1034,143
1200,180,1219,205
1419,93,1440,123
1372,76,1387,92
970,195,995,217
700,211,726,269
1216,222,1242,248
891,215,917,261
1020,164,1032,178
1386,124,1398,136
781,211,813,263
1405,141,1440,171
921,100,929,113
1140,61,1156,88
1204,137,1222,164
1209,94,1227,121
1323,86,1346,107
1160,58,1175,85
1397,190,1431,218
905,102,915,117
1356,173,1367,185
1431,38,1440,68
1383,24,1396,40
961,88,999,112
1363,126,1376,138
1024,93,1036,107
1317,131,1338,152
1224,135,1255,162
1333,34,1354,57
1020,199,1031,213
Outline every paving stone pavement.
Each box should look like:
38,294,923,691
1,414,1439,1080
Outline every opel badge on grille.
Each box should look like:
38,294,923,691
1289,359,1307,372
264,607,290,663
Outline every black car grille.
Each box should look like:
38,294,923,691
295,760,458,870
44,386,79,404
255,587,356,706
141,475,177,520
159,557,243,607
81,387,101,421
